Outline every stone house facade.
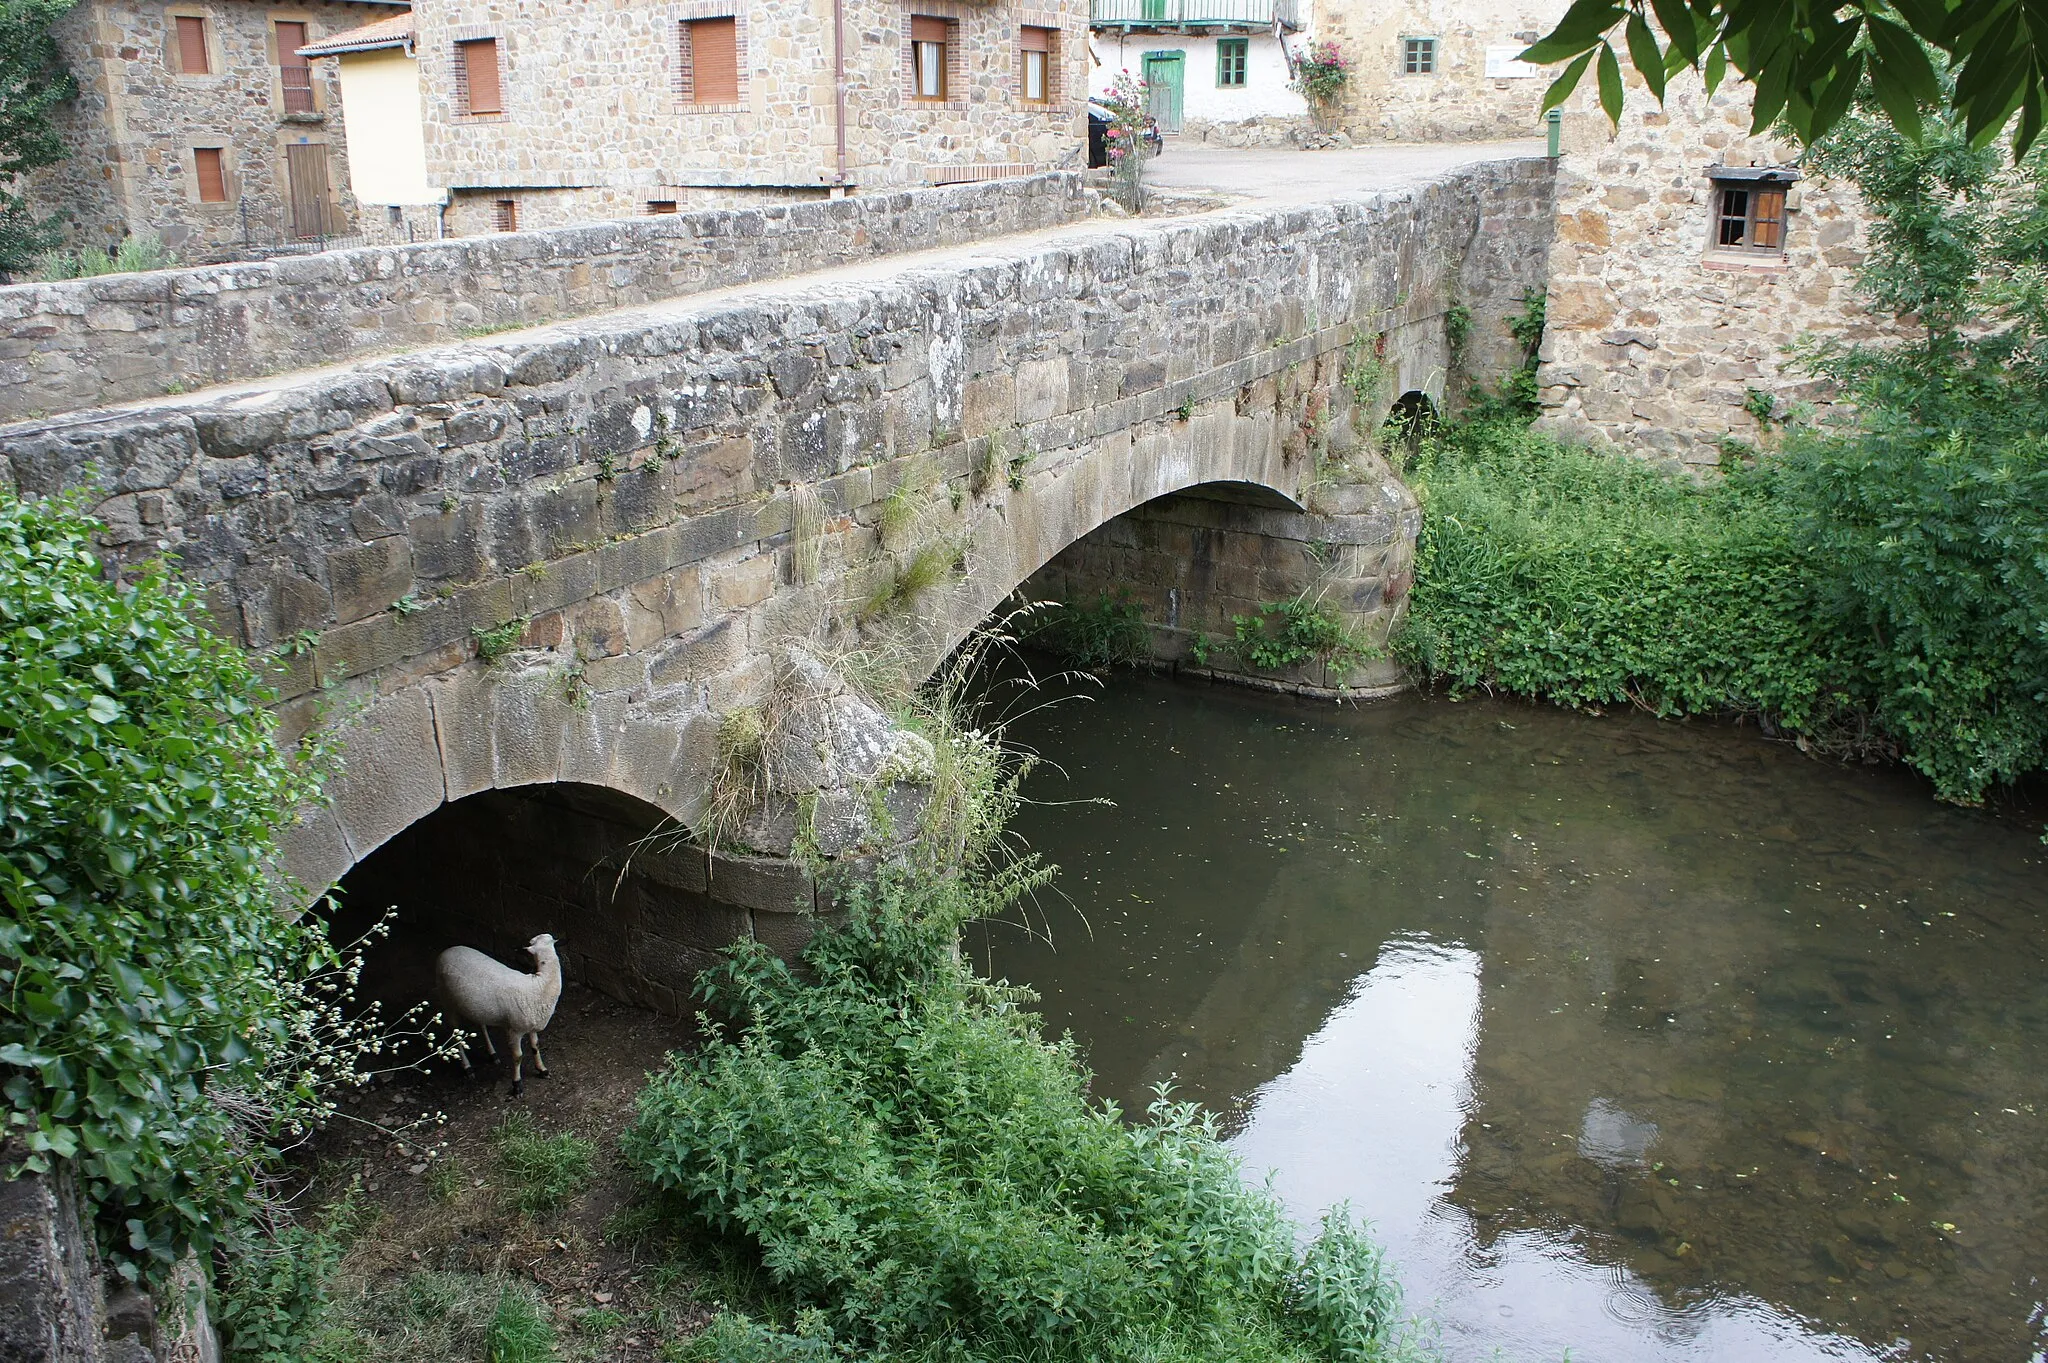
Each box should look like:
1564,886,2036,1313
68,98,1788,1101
1313,0,1557,143
1534,68,1882,468
1086,0,1308,148
27,0,406,259
368,0,1089,233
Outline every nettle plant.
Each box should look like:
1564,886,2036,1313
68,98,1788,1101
0,491,426,1281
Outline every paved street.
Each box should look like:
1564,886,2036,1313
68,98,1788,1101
1143,139,1548,203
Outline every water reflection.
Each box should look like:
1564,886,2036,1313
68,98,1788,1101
983,673,2048,1363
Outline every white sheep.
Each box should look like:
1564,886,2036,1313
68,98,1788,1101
436,933,562,1096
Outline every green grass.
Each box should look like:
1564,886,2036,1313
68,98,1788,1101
493,1112,595,1216
485,1285,556,1363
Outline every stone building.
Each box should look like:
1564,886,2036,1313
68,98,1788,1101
1086,0,1309,148
1313,0,1556,143
1534,69,1881,467
27,0,406,259
304,0,1090,234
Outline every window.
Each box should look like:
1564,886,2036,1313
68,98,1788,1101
910,16,949,101
1216,36,1246,87
275,21,313,113
493,198,518,232
647,199,679,214
458,38,502,115
175,15,210,74
194,147,227,203
680,16,739,104
1401,36,1436,74
1020,26,1052,102
1713,181,1787,253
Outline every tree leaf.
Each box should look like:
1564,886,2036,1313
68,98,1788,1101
1627,12,1668,103
1520,0,1626,63
1541,47,1599,113
1598,41,1626,125
1649,0,1702,66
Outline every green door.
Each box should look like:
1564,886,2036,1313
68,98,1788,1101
1142,51,1184,132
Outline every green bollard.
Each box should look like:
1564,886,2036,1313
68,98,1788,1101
1546,109,1562,157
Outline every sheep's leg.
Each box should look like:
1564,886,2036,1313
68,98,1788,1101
509,1029,526,1097
528,1033,548,1078
480,1026,498,1058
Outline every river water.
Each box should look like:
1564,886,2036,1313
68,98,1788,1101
978,672,2048,1363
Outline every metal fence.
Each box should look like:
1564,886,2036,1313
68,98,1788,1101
233,197,371,258
1089,0,1301,27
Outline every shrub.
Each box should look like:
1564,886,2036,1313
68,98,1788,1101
1022,591,1150,671
1397,421,1849,732
621,868,1404,1363
0,490,344,1279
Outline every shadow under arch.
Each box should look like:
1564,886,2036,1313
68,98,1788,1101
1384,389,1439,461
920,475,1312,679
332,781,754,1019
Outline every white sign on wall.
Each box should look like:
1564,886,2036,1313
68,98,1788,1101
1485,46,1544,78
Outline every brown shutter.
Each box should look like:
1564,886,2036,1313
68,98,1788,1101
688,17,739,103
1020,25,1050,50
1753,188,1786,249
194,147,226,202
911,16,949,43
461,38,502,114
176,16,209,74
275,22,308,66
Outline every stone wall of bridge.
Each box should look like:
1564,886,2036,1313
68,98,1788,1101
0,155,1555,969
0,171,1091,424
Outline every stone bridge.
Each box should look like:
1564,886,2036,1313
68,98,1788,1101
0,158,1554,1008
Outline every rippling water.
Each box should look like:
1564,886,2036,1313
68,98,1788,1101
979,672,2048,1363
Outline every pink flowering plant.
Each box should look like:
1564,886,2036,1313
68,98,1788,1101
1292,40,1351,114
1100,70,1149,210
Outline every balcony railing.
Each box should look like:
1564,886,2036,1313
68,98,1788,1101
1090,0,1301,28
281,64,315,115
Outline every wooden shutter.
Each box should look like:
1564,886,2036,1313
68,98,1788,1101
494,198,518,232
911,16,948,43
1752,188,1786,249
176,16,209,74
1020,24,1050,50
276,22,314,113
194,147,226,203
688,17,739,103
461,38,502,114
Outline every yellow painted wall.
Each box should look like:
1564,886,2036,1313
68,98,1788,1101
337,47,437,205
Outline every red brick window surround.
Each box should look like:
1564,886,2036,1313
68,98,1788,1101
677,14,742,107
452,33,507,118
1019,25,1053,103
904,7,966,107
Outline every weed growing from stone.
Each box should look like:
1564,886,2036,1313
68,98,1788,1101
787,482,825,586
472,617,527,663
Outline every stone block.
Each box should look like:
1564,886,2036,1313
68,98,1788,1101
961,371,1015,439
708,850,814,916
0,1147,98,1363
326,537,414,624
709,552,775,611
326,685,445,865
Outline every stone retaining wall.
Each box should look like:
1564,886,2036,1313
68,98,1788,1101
0,172,1092,424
